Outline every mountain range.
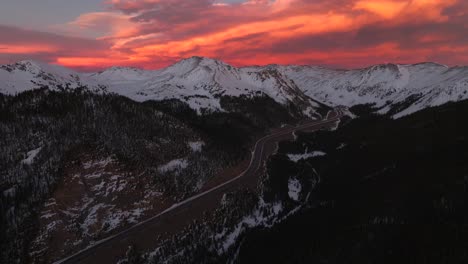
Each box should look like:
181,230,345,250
1,56,468,117
2,56,468,264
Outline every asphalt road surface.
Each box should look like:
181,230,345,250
55,110,343,264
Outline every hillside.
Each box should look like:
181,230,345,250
138,99,468,264
0,87,310,263
234,99,468,263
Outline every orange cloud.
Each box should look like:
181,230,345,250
0,44,57,54
354,0,457,22
2,0,467,70
132,12,360,58
353,0,407,18
56,56,132,67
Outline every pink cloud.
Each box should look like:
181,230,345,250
2,0,468,70
0,25,110,67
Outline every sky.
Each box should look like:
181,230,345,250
0,0,467,71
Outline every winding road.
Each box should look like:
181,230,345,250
55,109,343,264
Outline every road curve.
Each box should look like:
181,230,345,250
55,110,342,264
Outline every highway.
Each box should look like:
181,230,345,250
55,109,342,264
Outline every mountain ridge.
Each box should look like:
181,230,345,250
1,57,468,118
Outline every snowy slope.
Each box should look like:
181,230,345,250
0,60,105,94
1,58,468,118
1,58,318,115
276,63,468,118
88,56,318,114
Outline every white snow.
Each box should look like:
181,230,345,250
158,158,188,173
188,141,205,152
287,151,326,162
0,60,104,95
218,199,284,253
279,63,468,118
83,157,113,170
22,147,42,165
287,178,302,201
82,203,109,235
104,207,147,230
337,143,347,150
40,212,56,219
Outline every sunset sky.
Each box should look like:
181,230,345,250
1,0,467,71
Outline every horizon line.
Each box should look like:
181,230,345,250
3,56,460,73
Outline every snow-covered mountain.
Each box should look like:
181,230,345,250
1,57,468,118
276,62,468,118
0,58,319,116
88,57,318,115
0,60,105,94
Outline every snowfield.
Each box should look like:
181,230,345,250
1,58,468,117
278,62,468,118
287,151,326,162
84,57,317,114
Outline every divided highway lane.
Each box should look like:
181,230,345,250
56,111,342,264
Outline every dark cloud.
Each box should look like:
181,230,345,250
355,21,468,48
0,25,110,64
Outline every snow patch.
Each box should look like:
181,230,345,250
219,199,284,253
287,151,326,162
188,141,205,152
288,178,302,201
83,157,113,170
22,147,42,165
337,143,347,150
158,158,188,173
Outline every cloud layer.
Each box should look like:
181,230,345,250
1,0,467,71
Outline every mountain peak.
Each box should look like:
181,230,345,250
17,59,43,66
164,56,234,75
184,56,219,63
177,56,232,67
410,62,449,68
7,60,46,74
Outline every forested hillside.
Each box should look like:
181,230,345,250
126,99,468,264
0,88,306,263
236,99,468,263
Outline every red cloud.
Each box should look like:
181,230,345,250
0,25,111,69
1,0,468,70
